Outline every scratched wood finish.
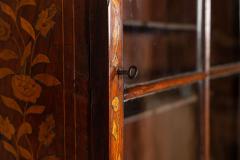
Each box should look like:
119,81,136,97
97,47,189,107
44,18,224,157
109,0,124,160
0,0,86,159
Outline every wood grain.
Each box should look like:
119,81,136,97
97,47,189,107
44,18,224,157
109,0,124,160
0,0,88,159
125,72,205,101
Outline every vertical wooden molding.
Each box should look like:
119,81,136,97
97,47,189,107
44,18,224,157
109,0,123,159
202,0,211,159
89,0,123,158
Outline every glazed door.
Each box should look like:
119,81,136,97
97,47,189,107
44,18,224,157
122,0,204,159
122,0,240,160
0,0,82,159
89,0,240,159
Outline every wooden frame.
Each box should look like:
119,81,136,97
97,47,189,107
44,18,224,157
89,0,123,160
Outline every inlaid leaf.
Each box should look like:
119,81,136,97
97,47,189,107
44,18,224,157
26,105,45,115
42,155,60,160
0,95,23,114
17,122,32,141
2,141,17,158
0,18,11,41
31,54,50,66
18,146,32,160
0,49,18,61
0,68,14,79
0,2,16,22
34,74,61,87
35,4,57,37
0,116,15,140
20,42,32,66
20,17,36,40
18,0,36,10
38,115,55,145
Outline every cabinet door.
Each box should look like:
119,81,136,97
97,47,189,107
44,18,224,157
122,0,240,160
90,0,240,160
0,0,82,159
123,1,202,159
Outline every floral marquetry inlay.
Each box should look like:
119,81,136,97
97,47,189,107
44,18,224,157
112,97,119,112
0,0,61,160
112,120,119,141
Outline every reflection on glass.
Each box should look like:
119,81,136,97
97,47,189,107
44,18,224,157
211,0,240,65
124,32,196,84
124,85,200,160
123,0,196,23
211,76,240,159
123,0,197,85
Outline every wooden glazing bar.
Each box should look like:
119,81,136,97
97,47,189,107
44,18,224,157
124,72,205,101
124,62,240,102
210,63,240,79
196,0,205,158
202,0,211,159
124,20,196,33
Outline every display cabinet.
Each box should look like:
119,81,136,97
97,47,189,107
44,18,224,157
1,0,240,160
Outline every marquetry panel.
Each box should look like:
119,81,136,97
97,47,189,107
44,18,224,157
0,0,80,159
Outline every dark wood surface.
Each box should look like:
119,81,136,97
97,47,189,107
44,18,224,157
77,0,90,159
0,0,90,159
89,0,109,159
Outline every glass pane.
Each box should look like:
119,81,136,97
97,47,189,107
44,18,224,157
123,0,196,23
124,85,200,160
123,0,197,85
211,0,240,65
211,75,240,159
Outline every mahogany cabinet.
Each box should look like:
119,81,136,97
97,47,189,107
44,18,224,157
1,0,240,160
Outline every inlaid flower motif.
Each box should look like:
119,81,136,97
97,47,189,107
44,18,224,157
0,1,60,159
112,120,119,141
39,115,56,146
0,116,15,140
12,75,42,103
112,97,119,112
0,18,11,41
35,4,57,37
